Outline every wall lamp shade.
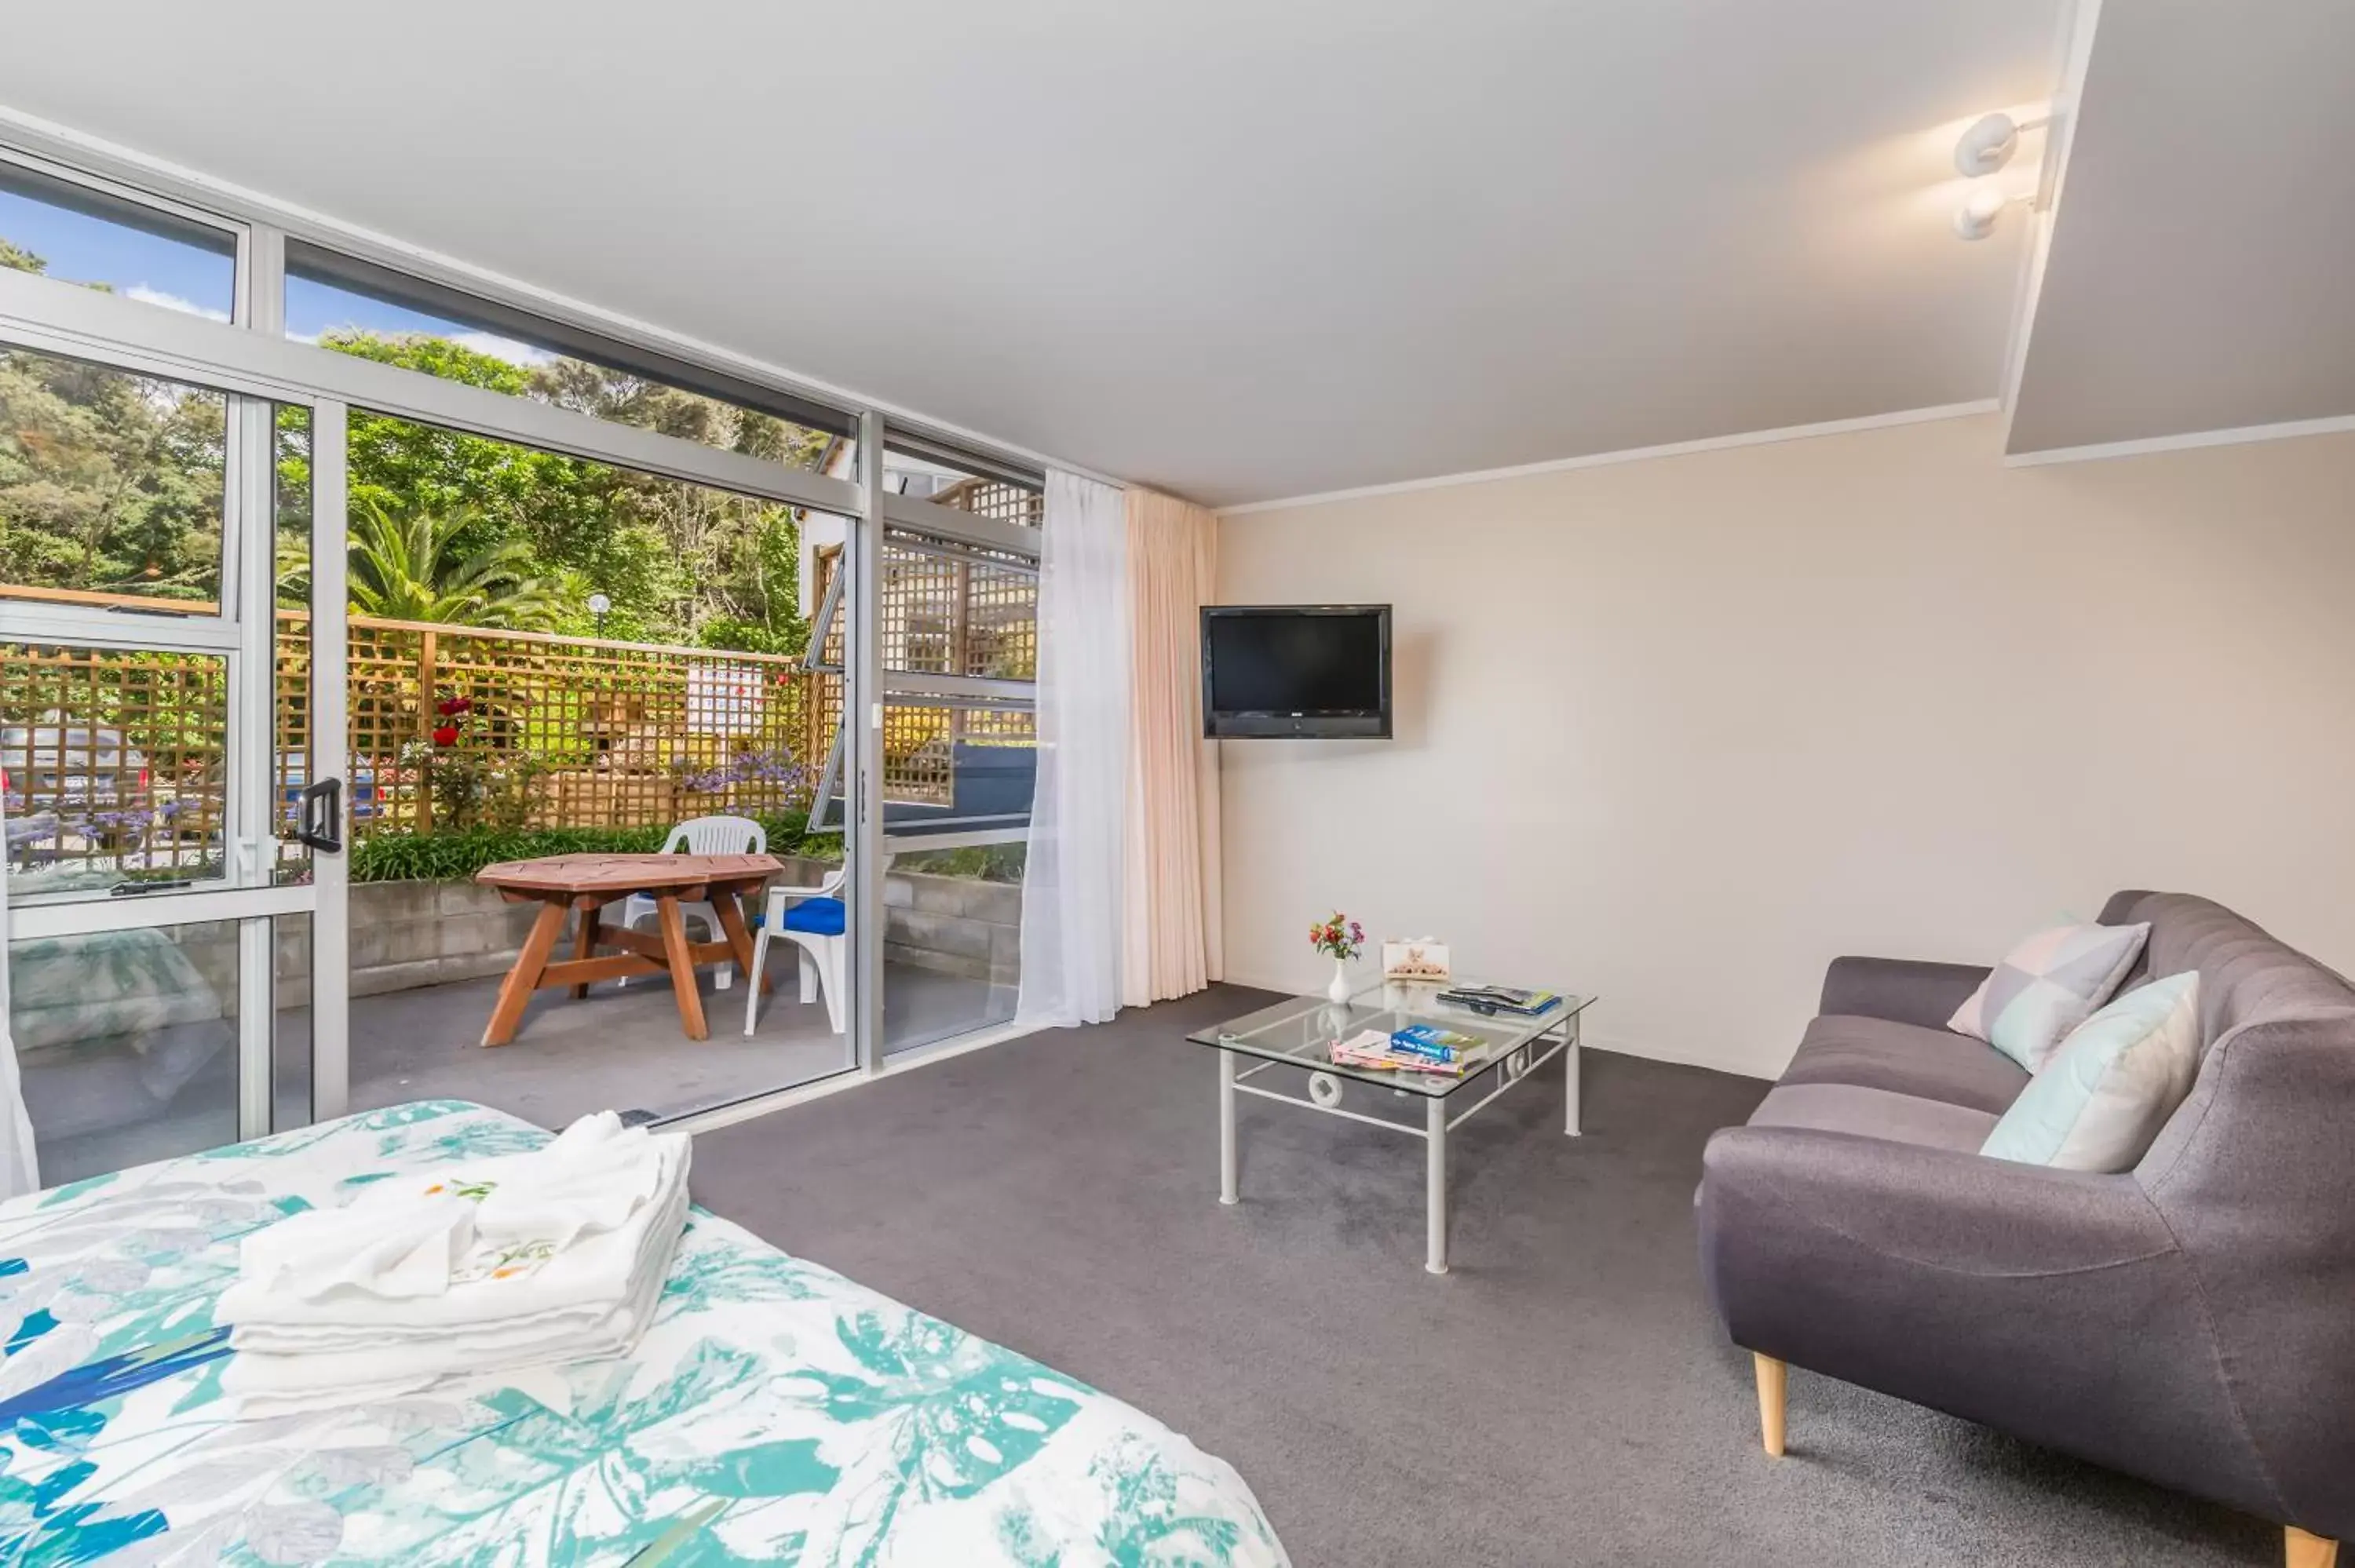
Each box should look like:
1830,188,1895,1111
1953,185,2018,241
1954,112,2022,177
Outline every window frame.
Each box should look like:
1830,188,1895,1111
0,137,1063,1090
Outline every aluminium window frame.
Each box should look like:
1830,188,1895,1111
0,138,1061,1092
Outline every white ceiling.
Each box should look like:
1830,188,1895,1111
2006,2,2355,456
0,1,2070,508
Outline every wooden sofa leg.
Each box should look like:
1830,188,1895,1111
2286,1527,2337,1568
1753,1353,1787,1457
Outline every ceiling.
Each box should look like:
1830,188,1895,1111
16,4,2345,505
2005,2,2355,456
0,1,2068,508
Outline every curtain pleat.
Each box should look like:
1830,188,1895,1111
1120,489,1223,1005
1014,472,1132,1028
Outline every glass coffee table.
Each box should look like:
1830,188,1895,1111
1188,979,1594,1274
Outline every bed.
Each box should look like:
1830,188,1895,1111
0,1099,1288,1566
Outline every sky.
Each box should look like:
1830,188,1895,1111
0,184,549,364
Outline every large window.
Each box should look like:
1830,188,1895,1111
327,407,851,1122
2,141,1059,1146
863,455,1042,1055
0,345,229,611
0,162,236,323
285,243,852,476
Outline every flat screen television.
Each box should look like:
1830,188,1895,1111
1200,604,1392,738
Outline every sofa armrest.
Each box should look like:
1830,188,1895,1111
1697,1126,2276,1519
1816,955,1988,1031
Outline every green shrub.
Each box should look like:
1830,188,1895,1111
887,844,1027,884
349,811,839,884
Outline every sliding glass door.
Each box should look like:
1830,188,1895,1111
324,404,862,1126
2,334,349,1183
4,139,1057,1176
810,448,1041,1057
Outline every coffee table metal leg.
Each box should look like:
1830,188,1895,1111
1218,1050,1240,1205
1566,1016,1583,1136
1426,1095,1449,1274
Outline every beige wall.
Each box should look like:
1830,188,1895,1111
1214,415,2355,1079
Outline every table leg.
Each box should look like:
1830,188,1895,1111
656,895,710,1041
1218,1050,1240,1205
483,901,568,1048
1426,1094,1450,1274
569,903,602,1000
1565,1015,1583,1137
711,888,772,996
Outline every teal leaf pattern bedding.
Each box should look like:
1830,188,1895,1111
0,1100,1288,1566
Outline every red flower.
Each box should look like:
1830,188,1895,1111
431,724,460,747
450,696,473,714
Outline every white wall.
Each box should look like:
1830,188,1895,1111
1214,415,2355,1079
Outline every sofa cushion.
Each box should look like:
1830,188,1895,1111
1782,1014,2030,1116
1948,921,2150,1071
1746,1082,2000,1154
1981,972,2200,1171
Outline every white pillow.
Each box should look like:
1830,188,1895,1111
1949,921,2149,1072
1980,972,2200,1172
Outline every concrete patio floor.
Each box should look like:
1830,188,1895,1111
34,961,1015,1184
327,960,1016,1126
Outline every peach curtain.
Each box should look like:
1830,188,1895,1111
1120,488,1224,1005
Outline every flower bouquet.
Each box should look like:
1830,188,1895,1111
1311,912,1365,1005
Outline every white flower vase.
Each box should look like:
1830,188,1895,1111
1326,958,1353,1007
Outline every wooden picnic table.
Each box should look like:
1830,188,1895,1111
473,852,783,1047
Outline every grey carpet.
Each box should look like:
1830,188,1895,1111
688,983,2277,1568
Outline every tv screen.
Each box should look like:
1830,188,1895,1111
1201,605,1392,738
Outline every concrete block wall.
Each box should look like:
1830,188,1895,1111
883,868,1023,984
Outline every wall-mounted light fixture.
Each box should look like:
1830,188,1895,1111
1953,111,2049,177
1951,108,2052,239
1952,184,2033,241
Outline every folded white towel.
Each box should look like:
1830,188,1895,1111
236,1193,480,1302
218,1128,688,1333
221,1208,677,1402
473,1126,672,1253
228,1181,688,1357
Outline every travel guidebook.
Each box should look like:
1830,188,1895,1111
1331,1026,1485,1075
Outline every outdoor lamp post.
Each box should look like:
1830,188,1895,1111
588,592,611,638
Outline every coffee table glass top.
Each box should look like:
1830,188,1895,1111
1188,979,1592,1097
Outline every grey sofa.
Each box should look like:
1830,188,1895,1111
1698,892,2354,1568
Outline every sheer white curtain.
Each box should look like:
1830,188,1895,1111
0,793,42,1198
1016,470,1132,1028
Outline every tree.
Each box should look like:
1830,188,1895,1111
1,239,816,652
0,348,226,602
338,500,566,630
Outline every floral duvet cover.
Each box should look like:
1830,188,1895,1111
0,1100,1287,1566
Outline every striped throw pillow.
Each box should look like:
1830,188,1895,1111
1949,921,2149,1072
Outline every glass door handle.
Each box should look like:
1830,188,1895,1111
298,778,344,854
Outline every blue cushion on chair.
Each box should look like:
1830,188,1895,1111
761,897,845,937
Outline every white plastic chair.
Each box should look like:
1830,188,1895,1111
615,815,766,991
745,862,849,1036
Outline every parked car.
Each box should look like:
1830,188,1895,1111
1,714,155,850
279,757,380,824
0,713,151,814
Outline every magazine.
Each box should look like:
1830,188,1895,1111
1434,984,1561,1017
1331,1028,1473,1076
